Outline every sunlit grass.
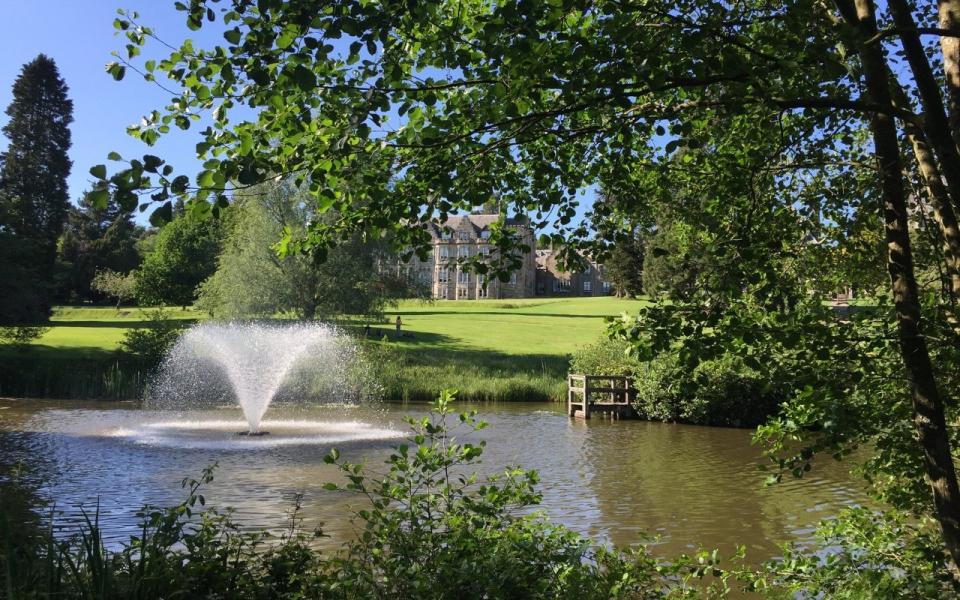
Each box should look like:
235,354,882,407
5,298,649,401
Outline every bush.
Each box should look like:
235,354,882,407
747,507,958,598
633,352,782,427
569,337,642,377
573,337,782,427
119,308,185,369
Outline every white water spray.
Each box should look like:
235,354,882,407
152,322,358,433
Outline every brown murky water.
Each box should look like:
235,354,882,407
0,398,865,563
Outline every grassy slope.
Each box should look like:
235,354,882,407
367,297,648,401
6,298,647,401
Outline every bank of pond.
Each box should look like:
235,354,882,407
0,398,882,598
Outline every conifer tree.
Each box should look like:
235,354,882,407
0,54,73,326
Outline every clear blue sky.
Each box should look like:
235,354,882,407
0,1,595,229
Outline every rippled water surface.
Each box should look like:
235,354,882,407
0,399,866,562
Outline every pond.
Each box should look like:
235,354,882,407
0,398,865,564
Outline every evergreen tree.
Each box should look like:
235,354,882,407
0,54,73,324
56,193,141,302
604,236,644,298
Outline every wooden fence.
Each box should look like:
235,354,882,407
567,374,637,419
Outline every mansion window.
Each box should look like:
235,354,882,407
458,231,471,241
480,230,491,240
477,274,486,285
438,268,450,283
441,230,452,241
554,279,570,291
477,285,488,298
457,271,471,284
458,246,470,258
479,245,491,256
583,281,592,292
509,272,518,285
438,247,450,260
602,281,611,292
457,287,469,298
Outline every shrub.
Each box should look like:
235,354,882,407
119,308,185,368
569,337,642,377
573,337,782,427
746,507,958,598
632,352,782,427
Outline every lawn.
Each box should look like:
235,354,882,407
4,298,648,401
366,297,649,401
20,307,203,359
386,297,647,355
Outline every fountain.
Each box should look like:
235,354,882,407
160,322,348,434
119,321,401,448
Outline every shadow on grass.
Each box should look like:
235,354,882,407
47,319,200,329
357,331,571,402
390,311,619,319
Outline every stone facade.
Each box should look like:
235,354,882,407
401,214,612,299
403,214,537,300
534,249,612,297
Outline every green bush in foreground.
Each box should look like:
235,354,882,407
3,391,957,598
1,392,690,599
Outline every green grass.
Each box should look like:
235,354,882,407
362,297,649,401
386,297,647,355
2,298,648,401
33,306,201,357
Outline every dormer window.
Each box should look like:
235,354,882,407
441,230,452,241
480,230,491,240
458,231,471,241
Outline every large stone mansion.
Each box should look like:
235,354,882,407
401,214,612,300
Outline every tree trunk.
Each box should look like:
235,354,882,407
890,79,960,311
940,0,960,147
888,0,960,216
837,0,960,577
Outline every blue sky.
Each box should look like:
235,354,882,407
0,1,595,229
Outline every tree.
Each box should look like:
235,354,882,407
135,214,221,308
57,193,142,303
91,269,137,309
198,181,406,319
0,54,72,325
96,0,960,574
604,239,644,298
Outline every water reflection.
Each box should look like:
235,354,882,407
0,399,865,563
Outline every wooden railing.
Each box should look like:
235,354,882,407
567,374,635,419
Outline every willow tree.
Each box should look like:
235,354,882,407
93,0,960,574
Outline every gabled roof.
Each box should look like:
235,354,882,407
427,213,528,239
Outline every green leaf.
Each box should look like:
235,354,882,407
89,164,107,180
106,62,126,81
292,65,316,91
197,170,216,188
107,151,123,161
224,28,242,44
86,189,110,210
149,201,173,226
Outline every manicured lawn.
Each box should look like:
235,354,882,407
384,297,648,356
27,307,202,357
6,298,648,401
